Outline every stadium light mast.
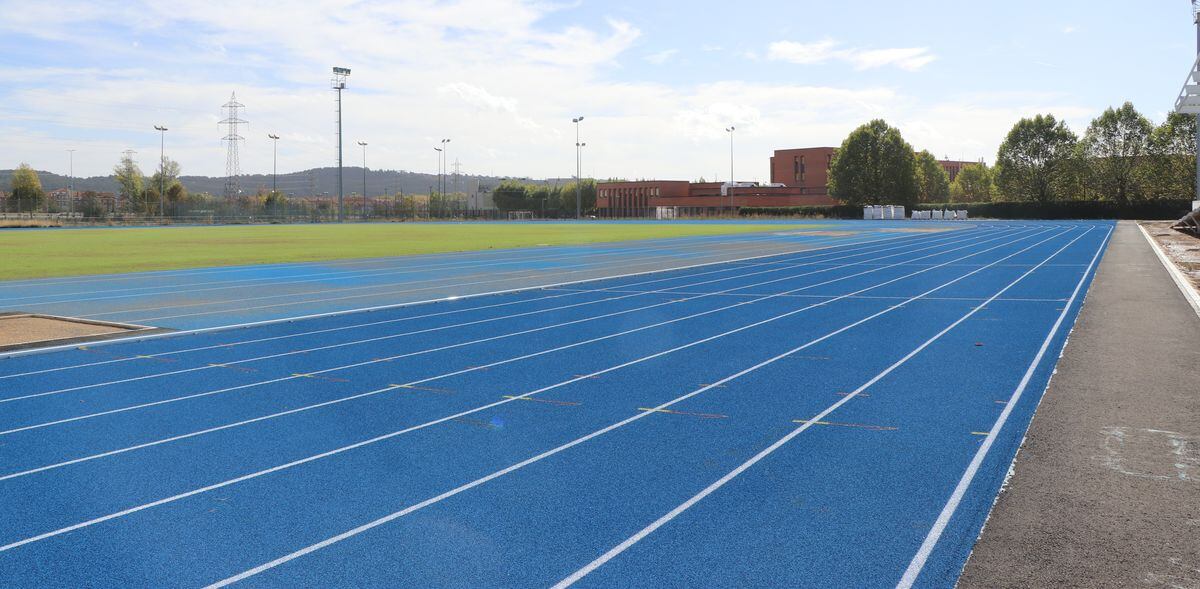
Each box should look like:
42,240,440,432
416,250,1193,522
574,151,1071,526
572,116,584,219
268,134,280,195
332,66,351,222
154,125,168,217
726,126,735,215
357,140,368,220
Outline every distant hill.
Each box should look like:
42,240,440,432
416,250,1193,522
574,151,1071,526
0,167,557,197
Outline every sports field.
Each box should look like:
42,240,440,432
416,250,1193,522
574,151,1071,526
0,221,1113,587
0,222,811,281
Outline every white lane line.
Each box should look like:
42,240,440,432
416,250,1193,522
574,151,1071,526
106,234,890,324
0,231,933,380
204,228,1080,589
0,229,985,405
895,224,1113,589
0,229,913,360
0,230,1027,477
1,231,807,307
0,228,1046,553
0,228,1022,435
553,225,1098,589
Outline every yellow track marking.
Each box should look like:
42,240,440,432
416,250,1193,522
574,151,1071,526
792,419,897,431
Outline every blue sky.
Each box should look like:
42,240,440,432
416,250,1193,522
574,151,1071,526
0,0,1193,183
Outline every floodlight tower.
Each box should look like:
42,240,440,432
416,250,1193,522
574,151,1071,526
725,126,736,214
572,116,585,219
332,66,351,222
154,125,168,216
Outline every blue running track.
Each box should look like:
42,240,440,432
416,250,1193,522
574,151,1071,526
0,220,1112,587
0,222,937,330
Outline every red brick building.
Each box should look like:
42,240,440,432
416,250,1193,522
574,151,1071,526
596,146,979,217
596,180,836,218
769,147,836,196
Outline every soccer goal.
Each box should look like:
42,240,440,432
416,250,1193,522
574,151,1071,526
508,210,534,220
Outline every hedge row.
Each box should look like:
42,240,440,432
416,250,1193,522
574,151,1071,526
739,199,1194,220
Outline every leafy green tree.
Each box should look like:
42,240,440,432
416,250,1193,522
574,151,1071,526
77,191,107,218
995,114,1079,202
557,179,596,215
263,190,285,215
949,163,994,202
148,158,182,197
491,179,532,211
113,154,144,211
9,163,44,212
132,187,160,216
1145,112,1196,199
1080,102,1153,202
166,181,187,203
914,150,950,203
828,119,919,207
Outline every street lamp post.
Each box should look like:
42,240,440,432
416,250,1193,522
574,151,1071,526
434,147,443,198
267,134,280,196
357,141,368,220
572,116,584,219
725,126,735,216
154,125,168,218
440,138,451,198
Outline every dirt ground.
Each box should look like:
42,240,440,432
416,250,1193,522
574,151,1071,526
1142,221,1200,293
0,315,133,347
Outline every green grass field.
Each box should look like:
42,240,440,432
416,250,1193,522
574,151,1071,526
0,222,817,281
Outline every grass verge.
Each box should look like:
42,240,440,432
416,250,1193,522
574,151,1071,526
0,222,818,281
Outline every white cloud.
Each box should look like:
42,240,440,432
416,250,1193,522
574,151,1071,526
438,83,518,114
0,1,1100,185
766,39,840,65
846,47,936,71
1062,25,1078,34
768,38,936,71
644,49,678,65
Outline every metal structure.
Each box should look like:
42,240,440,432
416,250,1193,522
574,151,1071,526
154,125,168,216
573,116,585,219
332,67,351,221
1178,2,1200,202
267,134,280,195
434,147,443,196
219,93,246,200
440,138,451,197
357,140,368,220
725,126,735,213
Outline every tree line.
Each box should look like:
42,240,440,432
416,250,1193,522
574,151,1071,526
829,102,1194,207
491,178,597,216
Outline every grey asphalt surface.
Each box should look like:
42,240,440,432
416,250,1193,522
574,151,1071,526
958,221,1200,588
